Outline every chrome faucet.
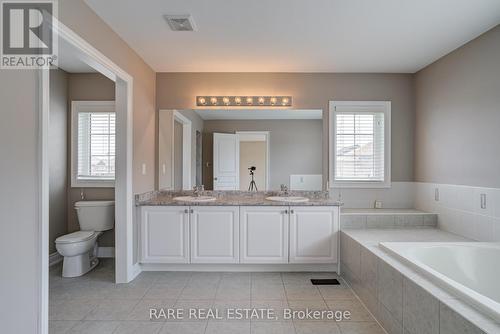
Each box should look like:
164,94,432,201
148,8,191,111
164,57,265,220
193,185,204,197
280,184,289,196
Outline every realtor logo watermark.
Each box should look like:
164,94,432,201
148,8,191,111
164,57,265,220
1,0,57,69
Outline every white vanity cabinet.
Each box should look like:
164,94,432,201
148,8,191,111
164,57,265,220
139,204,339,266
140,206,190,263
289,206,339,263
240,206,289,263
190,206,239,263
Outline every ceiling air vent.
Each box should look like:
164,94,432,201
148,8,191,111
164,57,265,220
164,14,197,31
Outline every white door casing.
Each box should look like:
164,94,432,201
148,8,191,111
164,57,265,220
213,133,239,190
140,206,190,263
289,206,339,263
190,206,239,263
240,206,289,263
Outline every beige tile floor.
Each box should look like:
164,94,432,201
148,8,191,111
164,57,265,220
49,259,385,334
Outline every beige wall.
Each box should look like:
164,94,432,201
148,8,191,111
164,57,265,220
67,73,115,247
156,72,415,184
49,69,69,254
60,0,156,194
240,141,267,191
415,25,500,188
203,120,322,189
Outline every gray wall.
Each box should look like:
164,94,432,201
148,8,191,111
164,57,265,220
49,69,69,254
0,1,156,330
203,120,323,189
415,25,500,188
157,109,205,190
67,73,115,247
156,72,416,185
173,120,183,190
178,110,204,187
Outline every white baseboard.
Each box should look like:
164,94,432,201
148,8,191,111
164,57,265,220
97,247,115,258
131,263,142,280
140,263,338,272
49,252,63,267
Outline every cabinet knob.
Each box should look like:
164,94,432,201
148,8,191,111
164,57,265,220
190,209,194,214
284,210,289,214
290,209,295,214
184,209,189,214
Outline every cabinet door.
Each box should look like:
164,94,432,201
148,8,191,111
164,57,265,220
140,206,190,263
240,206,289,263
191,206,239,263
289,206,339,263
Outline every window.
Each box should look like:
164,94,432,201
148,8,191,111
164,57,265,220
329,101,391,188
71,101,115,187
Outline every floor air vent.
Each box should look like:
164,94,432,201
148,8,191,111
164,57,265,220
310,279,340,285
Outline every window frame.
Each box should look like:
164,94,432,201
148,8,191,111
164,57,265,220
71,100,116,188
329,101,391,189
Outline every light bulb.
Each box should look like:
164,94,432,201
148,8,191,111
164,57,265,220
210,97,218,105
270,97,277,105
246,97,253,105
282,97,289,105
198,97,206,105
234,97,242,105
258,97,265,105
222,97,230,105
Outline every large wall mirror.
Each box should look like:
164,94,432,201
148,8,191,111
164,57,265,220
158,108,323,191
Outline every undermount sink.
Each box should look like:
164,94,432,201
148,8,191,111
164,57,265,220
265,196,310,203
173,196,217,203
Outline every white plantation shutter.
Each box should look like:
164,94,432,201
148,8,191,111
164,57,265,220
330,101,391,187
71,101,115,187
77,112,116,180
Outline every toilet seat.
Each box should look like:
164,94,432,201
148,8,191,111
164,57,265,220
55,231,96,244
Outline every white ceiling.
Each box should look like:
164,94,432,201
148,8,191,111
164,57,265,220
85,0,500,73
57,37,96,73
193,109,322,121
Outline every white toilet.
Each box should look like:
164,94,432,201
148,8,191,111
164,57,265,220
55,200,115,277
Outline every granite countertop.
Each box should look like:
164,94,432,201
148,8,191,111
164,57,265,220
135,190,343,207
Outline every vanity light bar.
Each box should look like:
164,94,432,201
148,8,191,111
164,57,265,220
196,96,292,107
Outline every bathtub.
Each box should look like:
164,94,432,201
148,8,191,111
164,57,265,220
380,242,500,322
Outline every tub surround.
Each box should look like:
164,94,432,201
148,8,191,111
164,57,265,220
341,228,499,334
341,208,438,229
342,208,434,215
136,190,342,206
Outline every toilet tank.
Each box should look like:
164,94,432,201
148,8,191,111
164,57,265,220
75,201,115,231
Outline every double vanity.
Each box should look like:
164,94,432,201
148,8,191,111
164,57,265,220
136,191,341,270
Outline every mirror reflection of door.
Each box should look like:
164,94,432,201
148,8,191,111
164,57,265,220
173,119,183,190
213,133,240,190
238,132,268,191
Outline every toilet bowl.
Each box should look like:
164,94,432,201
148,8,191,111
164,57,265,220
55,200,114,277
